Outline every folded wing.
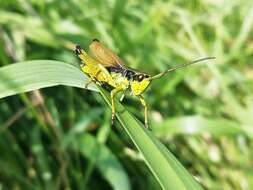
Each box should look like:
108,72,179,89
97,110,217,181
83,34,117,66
89,39,125,67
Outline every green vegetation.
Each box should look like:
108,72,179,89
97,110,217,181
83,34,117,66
0,0,253,190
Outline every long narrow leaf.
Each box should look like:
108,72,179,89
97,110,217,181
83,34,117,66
0,61,204,190
0,60,97,98
100,88,203,190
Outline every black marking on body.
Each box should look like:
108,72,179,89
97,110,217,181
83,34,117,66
106,66,135,80
106,66,125,74
75,45,82,55
106,66,150,82
92,38,100,42
100,82,114,92
125,70,135,80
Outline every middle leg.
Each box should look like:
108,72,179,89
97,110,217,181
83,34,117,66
139,95,148,128
110,88,122,125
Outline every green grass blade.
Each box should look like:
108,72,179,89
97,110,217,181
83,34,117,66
71,134,131,190
0,60,97,99
153,116,253,138
0,61,203,190
100,88,204,190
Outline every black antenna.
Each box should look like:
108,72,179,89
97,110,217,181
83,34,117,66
151,57,215,80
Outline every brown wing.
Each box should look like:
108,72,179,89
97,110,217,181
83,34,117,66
89,39,125,67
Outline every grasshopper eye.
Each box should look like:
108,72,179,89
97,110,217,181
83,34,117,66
135,74,150,82
137,74,144,81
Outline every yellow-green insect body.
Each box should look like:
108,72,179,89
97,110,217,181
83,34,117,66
110,72,129,90
75,46,114,87
75,39,215,128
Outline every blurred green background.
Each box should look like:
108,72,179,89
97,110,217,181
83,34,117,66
0,0,253,189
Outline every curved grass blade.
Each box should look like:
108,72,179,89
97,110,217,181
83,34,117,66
0,60,98,99
100,88,204,190
0,60,204,190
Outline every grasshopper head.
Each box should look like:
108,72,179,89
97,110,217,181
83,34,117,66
130,73,151,96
